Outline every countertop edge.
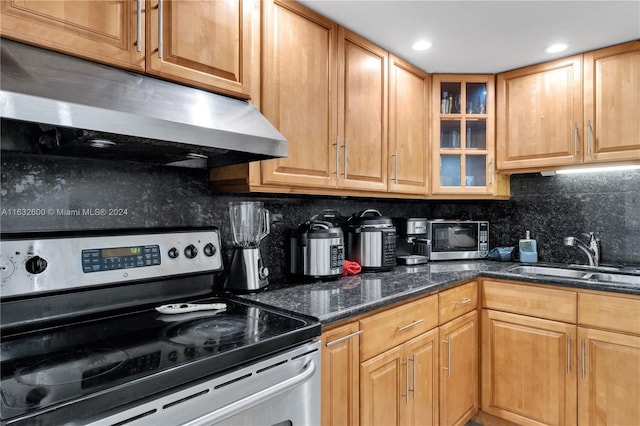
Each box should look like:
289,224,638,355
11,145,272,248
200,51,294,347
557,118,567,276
238,261,640,329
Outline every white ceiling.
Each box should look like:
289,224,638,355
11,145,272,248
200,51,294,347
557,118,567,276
296,0,640,74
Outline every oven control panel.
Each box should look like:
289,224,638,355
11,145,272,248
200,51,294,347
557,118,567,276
82,245,161,273
1,229,223,298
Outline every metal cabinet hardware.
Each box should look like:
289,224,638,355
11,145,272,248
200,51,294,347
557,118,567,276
454,297,473,307
397,319,423,332
581,338,586,379
325,330,363,347
401,354,417,403
343,139,348,179
401,358,409,403
567,335,571,374
393,150,399,184
488,158,494,186
334,137,340,177
136,0,143,52
409,354,416,397
158,0,164,59
587,120,593,155
443,336,451,377
573,123,579,154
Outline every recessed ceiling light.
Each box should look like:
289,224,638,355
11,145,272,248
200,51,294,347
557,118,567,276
412,40,432,51
545,43,568,54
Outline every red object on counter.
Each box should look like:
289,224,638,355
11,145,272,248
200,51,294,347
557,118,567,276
342,260,361,276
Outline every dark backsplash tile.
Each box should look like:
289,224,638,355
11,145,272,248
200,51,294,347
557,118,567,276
2,151,638,283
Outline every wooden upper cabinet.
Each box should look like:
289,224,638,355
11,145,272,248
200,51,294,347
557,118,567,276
388,55,430,195
337,28,389,192
583,40,640,164
432,74,505,197
497,55,583,171
0,0,145,71
260,0,338,188
146,0,258,99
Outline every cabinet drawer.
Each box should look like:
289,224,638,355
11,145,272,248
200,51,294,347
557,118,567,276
578,292,640,335
482,279,577,323
359,294,438,360
439,281,478,324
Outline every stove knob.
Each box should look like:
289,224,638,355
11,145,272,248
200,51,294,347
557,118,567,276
184,244,198,259
168,247,180,259
203,243,216,257
25,256,48,274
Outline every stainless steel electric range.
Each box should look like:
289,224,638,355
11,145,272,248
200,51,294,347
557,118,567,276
0,228,321,426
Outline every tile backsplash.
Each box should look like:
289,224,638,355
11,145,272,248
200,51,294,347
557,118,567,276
2,151,638,283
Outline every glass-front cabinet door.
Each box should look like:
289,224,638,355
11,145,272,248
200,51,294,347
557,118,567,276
432,75,498,196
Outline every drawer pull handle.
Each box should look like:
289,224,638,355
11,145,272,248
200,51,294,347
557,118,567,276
397,319,423,332
455,297,473,307
326,330,363,347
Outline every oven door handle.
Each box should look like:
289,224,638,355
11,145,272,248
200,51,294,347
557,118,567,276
182,360,317,426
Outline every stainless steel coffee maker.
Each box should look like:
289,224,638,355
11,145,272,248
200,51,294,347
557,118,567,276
396,218,430,265
226,201,270,292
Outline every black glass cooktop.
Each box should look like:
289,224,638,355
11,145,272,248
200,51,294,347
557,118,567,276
0,296,320,424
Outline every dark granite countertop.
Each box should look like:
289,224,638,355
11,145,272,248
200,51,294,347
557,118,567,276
240,260,640,327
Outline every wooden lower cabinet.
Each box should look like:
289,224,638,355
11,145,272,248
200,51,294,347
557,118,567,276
578,327,640,426
323,281,639,426
320,322,361,426
360,328,439,426
481,309,577,426
440,310,478,426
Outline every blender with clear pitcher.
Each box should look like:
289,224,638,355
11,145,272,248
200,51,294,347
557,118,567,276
226,201,270,291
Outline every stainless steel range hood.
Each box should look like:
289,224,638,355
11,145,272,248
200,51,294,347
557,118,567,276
0,39,287,168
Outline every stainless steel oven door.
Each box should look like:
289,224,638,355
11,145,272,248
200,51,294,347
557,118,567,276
88,341,320,426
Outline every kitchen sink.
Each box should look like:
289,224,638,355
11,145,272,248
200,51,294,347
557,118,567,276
507,265,640,285
584,272,640,285
508,265,588,279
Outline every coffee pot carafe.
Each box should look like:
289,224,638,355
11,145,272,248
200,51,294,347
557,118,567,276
226,201,270,292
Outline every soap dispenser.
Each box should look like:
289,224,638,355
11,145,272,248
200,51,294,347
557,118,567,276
519,231,538,263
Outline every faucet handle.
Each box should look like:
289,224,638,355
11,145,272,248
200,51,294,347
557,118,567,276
582,232,599,242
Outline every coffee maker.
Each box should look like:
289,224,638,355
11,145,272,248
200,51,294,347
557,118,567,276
226,201,270,292
396,218,430,265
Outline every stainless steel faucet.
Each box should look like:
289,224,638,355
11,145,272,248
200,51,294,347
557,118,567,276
564,233,601,266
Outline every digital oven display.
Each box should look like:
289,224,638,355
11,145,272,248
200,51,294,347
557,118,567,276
82,245,160,273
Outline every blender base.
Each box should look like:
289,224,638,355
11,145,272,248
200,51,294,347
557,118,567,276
226,248,269,292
